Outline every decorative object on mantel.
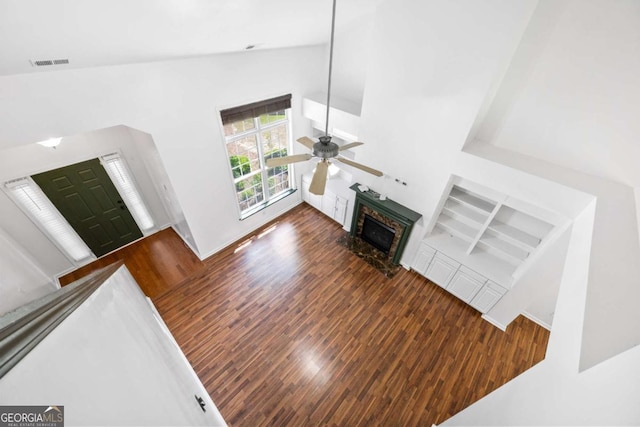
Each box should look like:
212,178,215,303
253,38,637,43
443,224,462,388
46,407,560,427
337,233,401,278
264,0,383,196
348,183,422,267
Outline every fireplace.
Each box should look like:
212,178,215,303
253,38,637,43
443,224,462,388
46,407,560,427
361,214,396,254
349,184,422,265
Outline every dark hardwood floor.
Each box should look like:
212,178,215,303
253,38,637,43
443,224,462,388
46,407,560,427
61,202,549,426
59,226,204,298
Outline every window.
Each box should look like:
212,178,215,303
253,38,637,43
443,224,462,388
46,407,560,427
4,177,93,262
100,153,154,232
220,94,294,218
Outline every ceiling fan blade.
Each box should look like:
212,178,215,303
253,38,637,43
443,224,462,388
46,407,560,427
296,136,315,150
339,141,364,151
309,160,330,195
266,154,312,168
335,157,383,177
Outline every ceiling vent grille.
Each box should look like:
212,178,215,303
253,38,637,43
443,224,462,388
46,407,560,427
30,58,70,67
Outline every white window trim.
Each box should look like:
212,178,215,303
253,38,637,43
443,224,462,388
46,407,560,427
223,110,295,219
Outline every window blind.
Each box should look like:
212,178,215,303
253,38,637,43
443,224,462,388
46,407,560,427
5,178,93,262
220,94,292,125
100,153,154,231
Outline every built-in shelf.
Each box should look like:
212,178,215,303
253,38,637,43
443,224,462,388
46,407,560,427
426,179,556,285
443,199,488,225
436,215,476,241
487,220,540,250
477,235,529,263
414,178,565,318
449,187,495,214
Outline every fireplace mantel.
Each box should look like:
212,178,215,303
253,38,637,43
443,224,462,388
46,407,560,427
349,183,422,265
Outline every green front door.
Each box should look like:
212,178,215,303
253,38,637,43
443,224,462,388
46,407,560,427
32,158,143,257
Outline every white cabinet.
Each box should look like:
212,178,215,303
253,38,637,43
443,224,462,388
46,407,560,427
321,190,349,225
301,176,323,211
301,175,350,227
412,242,436,275
335,196,348,225
321,189,337,217
447,266,486,303
425,253,460,288
412,242,509,314
470,281,507,314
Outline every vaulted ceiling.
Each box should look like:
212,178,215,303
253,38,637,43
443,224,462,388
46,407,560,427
0,0,382,76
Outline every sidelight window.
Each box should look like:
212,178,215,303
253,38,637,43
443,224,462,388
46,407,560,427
100,153,154,231
220,94,294,219
4,178,93,262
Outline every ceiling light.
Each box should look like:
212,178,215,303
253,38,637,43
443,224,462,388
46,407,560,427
37,137,62,148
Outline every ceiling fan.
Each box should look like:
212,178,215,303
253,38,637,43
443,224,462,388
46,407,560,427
265,0,383,196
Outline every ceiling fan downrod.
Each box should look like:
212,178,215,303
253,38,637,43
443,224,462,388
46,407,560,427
312,0,339,159
324,0,337,139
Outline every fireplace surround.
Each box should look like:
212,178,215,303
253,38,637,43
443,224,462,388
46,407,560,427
349,184,422,265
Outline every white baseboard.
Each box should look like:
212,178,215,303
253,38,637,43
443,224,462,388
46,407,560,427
481,314,508,331
522,310,552,331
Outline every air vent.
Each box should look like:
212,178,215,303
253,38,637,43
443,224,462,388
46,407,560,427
30,58,70,67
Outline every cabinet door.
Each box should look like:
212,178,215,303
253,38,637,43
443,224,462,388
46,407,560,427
302,178,323,211
321,190,337,218
425,253,459,288
412,243,436,276
470,281,507,313
301,178,311,204
447,266,486,303
309,193,323,211
334,196,348,225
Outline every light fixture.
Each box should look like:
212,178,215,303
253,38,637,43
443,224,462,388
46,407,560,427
37,137,62,149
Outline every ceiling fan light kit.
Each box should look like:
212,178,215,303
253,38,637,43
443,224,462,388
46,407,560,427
264,0,382,196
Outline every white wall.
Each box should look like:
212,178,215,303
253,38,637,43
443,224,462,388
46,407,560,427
0,265,227,426
332,0,540,269
330,9,376,109
468,0,640,370
355,0,539,218
477,0,640,188
125,127,197,250
0,227,56,316
0,46,324,277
